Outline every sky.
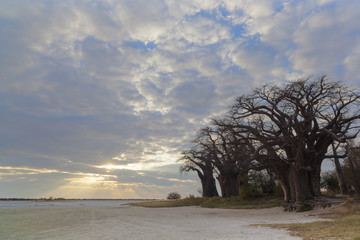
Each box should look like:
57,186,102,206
1,0,360,199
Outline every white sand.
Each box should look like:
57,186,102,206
0,204,326,240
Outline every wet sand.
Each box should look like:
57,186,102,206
0,204,325,240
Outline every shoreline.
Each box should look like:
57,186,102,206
0,198,157,201
0,202,324,240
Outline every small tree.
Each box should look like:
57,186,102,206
167,192,181,200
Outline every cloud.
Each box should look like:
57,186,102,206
173,15,231,45
227,0,360,82
343,39,360,82
0,164,199,199
0,0,359,199
289,1,360,77
170,78,216,115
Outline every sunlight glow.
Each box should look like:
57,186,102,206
96,164,143,171
64,175,119,189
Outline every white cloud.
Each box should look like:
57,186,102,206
228,43,282,81
288,1,360,77
242,0,279,18
1,0,360,199
343,38,360,82
165,0,219,18
173,16,231,45
114,0,178,43
316,0,336,5
222,0,246,12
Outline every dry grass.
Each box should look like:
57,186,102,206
130,197,204,208
263,197,360,240
130,196,283,209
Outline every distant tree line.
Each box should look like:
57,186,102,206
179,76,360,203
0,197,65,201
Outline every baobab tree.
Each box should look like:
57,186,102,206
179,146,219,197
193,124,256,197
227,76,360,202
180,123,255,198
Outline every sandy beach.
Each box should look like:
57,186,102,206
0,201,326,240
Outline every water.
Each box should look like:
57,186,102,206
0,199,144,209
0,199,147,240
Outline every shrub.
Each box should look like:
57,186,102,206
167,192,181,200
321,171,340,194
296,202,314,212
240,182,263,199
252,171,277,196
240,171,279,199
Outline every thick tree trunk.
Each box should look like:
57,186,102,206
224,176,239,197
310,162,322,197
275,166,291,202
217,174,226,197
221,172,240,197
332,144,348,195
216,167,240,197
334,156,348,195
203,162,219,197
279,178,291,202
196,166,219,197
287,144,314,202
268,164,291,202
348,157,360,194
203,174,219,197
199,175,207,196
289,164,313,202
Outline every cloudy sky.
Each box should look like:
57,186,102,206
1,0,360,199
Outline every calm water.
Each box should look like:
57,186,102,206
0,199,144,209
0,199,146,240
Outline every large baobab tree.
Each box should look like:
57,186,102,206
228,76,360,202
193,125,254,197
179,146,219,197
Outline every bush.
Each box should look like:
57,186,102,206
167,192,181,200
321,171,340,194
253,171,277,196
297,202,314,212
240,171,279,199
240,181,263,199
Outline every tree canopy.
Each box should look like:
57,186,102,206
179,76,360,202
